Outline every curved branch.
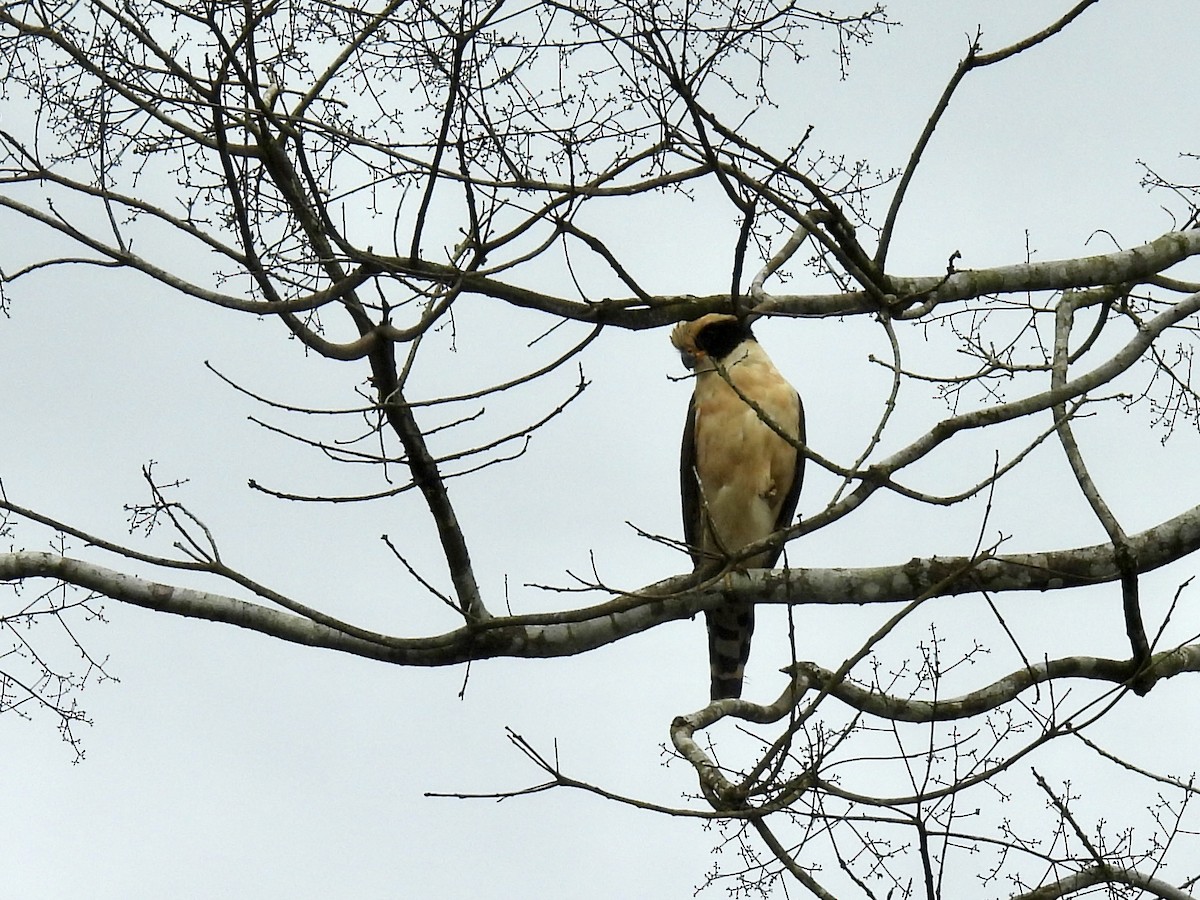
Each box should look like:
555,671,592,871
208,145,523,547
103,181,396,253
0,551,685,664
1052,291,1149,675
785,644,1200,724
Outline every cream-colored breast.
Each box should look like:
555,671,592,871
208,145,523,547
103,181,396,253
691,344,800,565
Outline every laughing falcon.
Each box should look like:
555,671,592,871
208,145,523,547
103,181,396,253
671,313,805,700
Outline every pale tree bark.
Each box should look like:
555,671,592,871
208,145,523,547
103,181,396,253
3,500,1200,664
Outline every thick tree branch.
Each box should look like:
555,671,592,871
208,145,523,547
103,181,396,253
1010,865,1196,900
362,228,1200,327
4,501,1199,666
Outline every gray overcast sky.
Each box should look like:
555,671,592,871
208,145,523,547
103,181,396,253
3,1,1200,897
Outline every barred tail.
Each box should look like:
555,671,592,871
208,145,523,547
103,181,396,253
706,603,755,700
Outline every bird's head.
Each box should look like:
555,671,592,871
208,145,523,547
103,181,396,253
670,313,755,371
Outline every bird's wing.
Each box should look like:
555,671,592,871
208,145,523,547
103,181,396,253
679,392,704,567
762,388,806,569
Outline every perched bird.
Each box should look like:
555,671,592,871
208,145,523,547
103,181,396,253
671,313,805,700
